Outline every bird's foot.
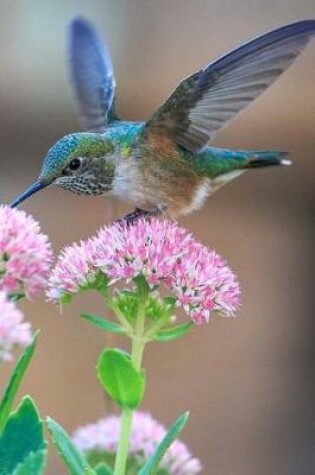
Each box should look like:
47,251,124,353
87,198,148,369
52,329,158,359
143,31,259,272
118,207,165,226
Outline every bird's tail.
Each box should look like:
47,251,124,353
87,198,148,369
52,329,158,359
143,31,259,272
240,150,292,169
195,147,292,178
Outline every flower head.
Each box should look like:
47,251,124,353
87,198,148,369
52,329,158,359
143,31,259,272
0,291,32,361
47,238,97,301
0,205,53,298
72,411,202,474
48,219,240,322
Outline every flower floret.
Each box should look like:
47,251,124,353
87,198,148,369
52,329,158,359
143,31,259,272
0,291,32,361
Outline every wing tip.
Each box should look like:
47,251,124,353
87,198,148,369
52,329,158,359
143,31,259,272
284,19,315,34
68,16,95,36
272,19,315,42
208,18,315,75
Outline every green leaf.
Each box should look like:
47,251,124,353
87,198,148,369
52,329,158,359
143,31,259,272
46,417,96,475
154,322,193,342
0,396,47,475
139,412,189,475
12,450,47,475
81,313,126,335
94,462,113,475
96,349,145,409
0,332,39,434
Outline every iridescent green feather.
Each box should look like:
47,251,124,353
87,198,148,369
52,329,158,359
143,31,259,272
182,147,289,178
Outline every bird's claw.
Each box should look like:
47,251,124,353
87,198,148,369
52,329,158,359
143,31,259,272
118,207,165,226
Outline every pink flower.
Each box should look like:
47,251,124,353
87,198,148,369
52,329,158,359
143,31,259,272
47,238,98,300
94,220,192,286
0,206,53,298
48,219,240,322
72,411,202,474
171,245,240,323
0,291,32,361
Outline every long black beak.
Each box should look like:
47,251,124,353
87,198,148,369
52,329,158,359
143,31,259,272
10,181,47,208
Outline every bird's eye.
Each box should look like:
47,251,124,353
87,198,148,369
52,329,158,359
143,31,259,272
68,158,82,171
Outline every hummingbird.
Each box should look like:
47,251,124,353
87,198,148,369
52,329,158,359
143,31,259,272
10,18,315,221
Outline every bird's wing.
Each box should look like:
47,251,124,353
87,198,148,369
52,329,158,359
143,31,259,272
142,20,315,153
68,17,119,133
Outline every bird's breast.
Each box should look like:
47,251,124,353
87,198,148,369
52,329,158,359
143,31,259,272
113,144,208,216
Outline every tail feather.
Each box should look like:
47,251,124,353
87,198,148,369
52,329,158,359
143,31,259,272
194,147,292,178
243,151,292,169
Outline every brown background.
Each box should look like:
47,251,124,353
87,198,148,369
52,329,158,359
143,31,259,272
0,1,314,474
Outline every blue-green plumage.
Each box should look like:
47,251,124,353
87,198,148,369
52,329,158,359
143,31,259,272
10,18,315,218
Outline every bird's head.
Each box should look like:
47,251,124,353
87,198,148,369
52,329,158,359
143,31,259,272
10,133,116,207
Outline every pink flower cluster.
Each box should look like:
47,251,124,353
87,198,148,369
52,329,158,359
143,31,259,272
0,291,32,361
0,205,53,298
48,219,240,323
0,206,53,361
73,411,201,474
47,239,96,300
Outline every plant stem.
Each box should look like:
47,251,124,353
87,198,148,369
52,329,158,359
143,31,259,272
113,408,133,475
106,295,133,333
144,312,172,340
113,290,147,475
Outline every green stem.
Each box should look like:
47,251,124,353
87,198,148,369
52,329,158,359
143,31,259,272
113,290,147,475
113,408,133,475
144,312,172,340
105,293,133,333
111,302,133,333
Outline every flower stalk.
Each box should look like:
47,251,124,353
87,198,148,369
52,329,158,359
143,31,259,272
113,282,148,475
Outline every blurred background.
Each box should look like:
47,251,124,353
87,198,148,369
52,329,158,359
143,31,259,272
0,1,314,473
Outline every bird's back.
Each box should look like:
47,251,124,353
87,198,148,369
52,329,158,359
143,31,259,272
103,121,145,150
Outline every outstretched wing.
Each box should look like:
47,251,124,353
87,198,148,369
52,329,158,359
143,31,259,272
68,17,118,133
143,20,315,153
